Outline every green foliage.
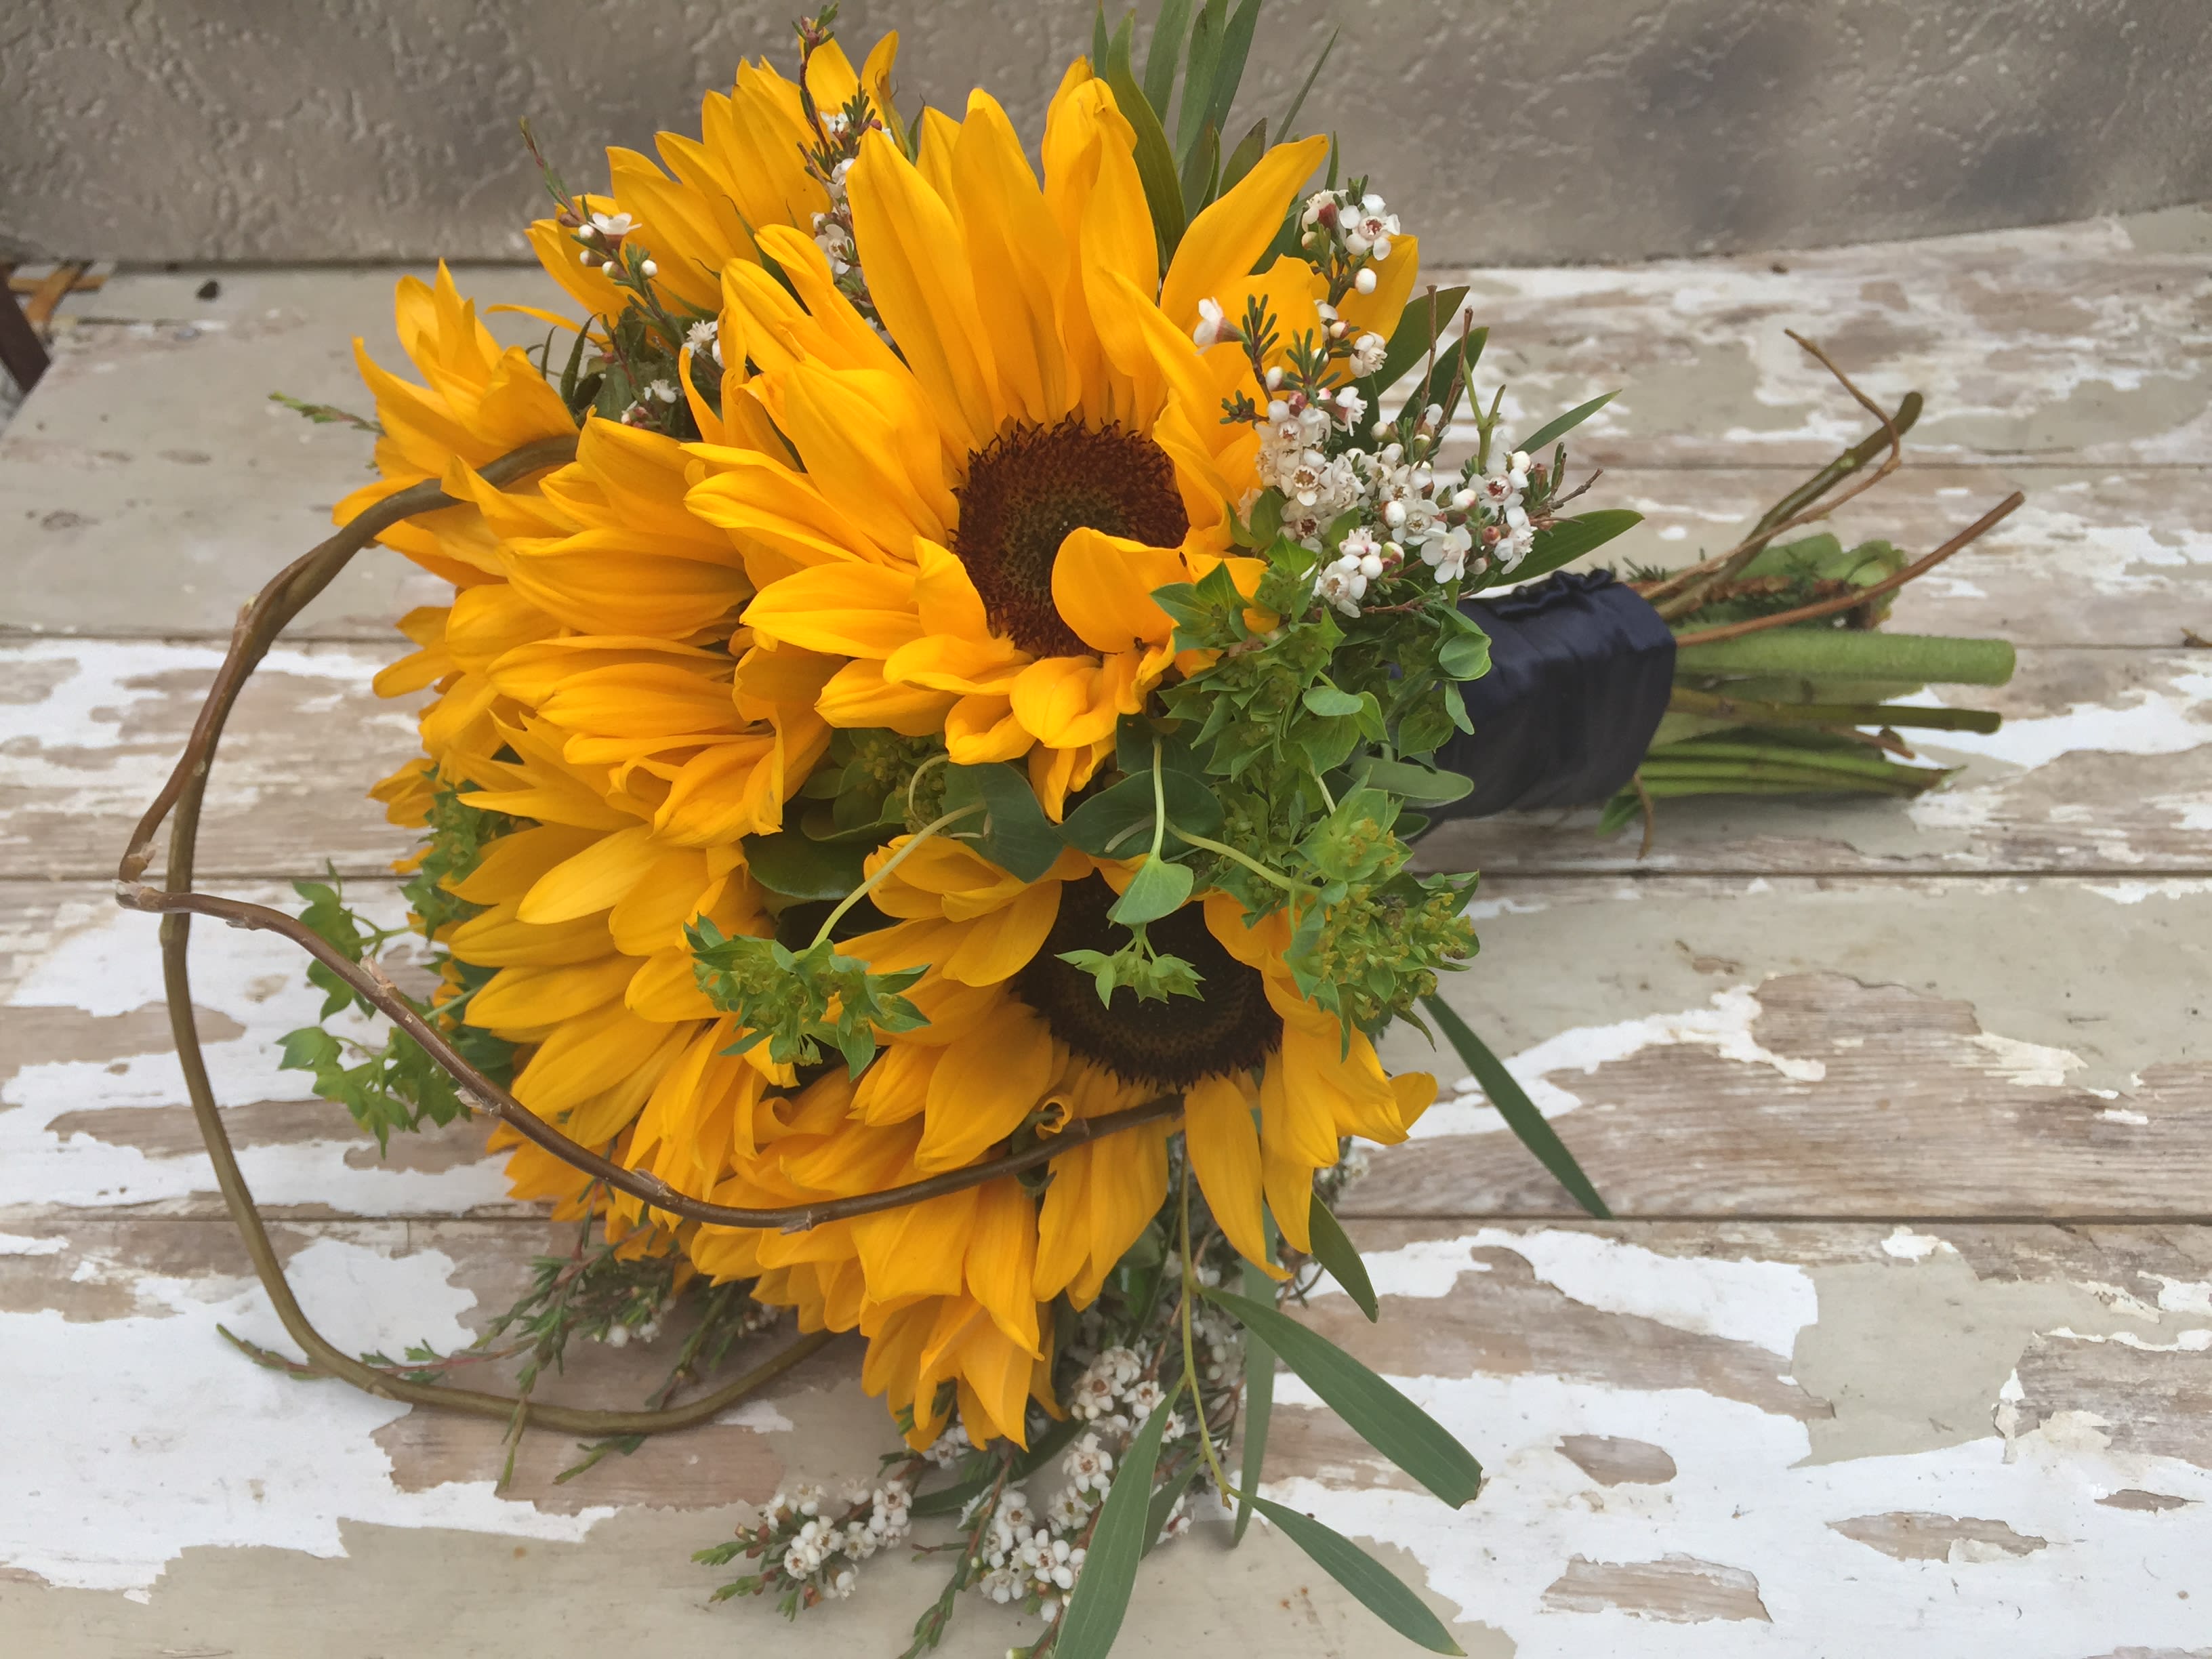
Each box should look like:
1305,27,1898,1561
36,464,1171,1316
279,861,501,1152
687,918,928,1074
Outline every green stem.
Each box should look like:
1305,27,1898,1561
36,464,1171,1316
810,802,982,946
1673,630,2016,686
1176,1159,1236,1502
1174,829,1305,895
1666,687,2003,734
1645,741,1921,781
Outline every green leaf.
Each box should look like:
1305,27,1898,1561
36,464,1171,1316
1306,1195,1378,1322
1142,0,1193,115
1091,1,1111,77
1109,855,1195,926
741,830,867,901
1356,286,1469,408
278,1026,343,1073
1350,757,1475,806
1103,17,1186,262
1436,608,1492,680
1508,509,1643,584
1244,1496,1465,1655
1174,0,1228,161
1302,684,1365,718
1218,117,1267,196
1233,1242,1276,1544
1518,390,1616,455
940,762,1064,880
1201,0,1261,144
1276,24,1338,138
1419,994,1611,1219
1062,766,1223,857
1054,1394,1175,1659
1204,1287,1483,1507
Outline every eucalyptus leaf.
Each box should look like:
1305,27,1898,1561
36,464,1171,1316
1303,684,1365,718
1507,509,1643,584
1351,757,1475,806
940,762,1064,880
1201,0,1261,142
1518,390,1616,455
1276,24,1338,138
1053,1395,1176,1659
1232,1240,1276,1544
1109,855,1196,926
1436,610,1492,680
1419,994,1611,1218
1062,766,1223,857
1142,0,1193,115
1306,1195,1378,1321
1175,0,1227,159
1244,1496,1465,1654
1218,117,1267,194
741,831,867,901
1204,1286,1483,1507
1103,20,1186,261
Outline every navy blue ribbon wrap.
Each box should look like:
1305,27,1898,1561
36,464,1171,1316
1427,569,1677,819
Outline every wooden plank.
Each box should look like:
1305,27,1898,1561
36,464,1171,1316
1,265,570,643
0,638,424,882
3,1212,2205,1654
5,876,2207,1225
1426,217,2212,471
7,636,2205,882
1367,876,2212,1219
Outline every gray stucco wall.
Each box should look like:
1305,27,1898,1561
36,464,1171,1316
4,1,2209,266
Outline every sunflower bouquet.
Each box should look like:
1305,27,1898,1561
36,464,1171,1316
119,3,2018,1655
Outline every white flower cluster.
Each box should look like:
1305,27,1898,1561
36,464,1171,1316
1300,188,1401,273
1254,401,1544,613
811,153,859,277
753,1475,913,1602
1068,1345,1143,1420
576,209,649,279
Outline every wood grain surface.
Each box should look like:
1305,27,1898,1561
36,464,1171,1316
4,213,2209,1658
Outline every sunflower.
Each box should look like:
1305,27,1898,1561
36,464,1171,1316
684,68,1415,815
840,834,1435,1284
682,1067,1054,1451
523,32,900,324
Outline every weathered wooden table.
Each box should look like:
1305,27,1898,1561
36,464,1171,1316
5,209,2210,1656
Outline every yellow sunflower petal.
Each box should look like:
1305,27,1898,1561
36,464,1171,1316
944,692,1032,762
916,1004,1056,1171
743,562,922,658
1050,526,1183,655
848,130,1003,450
1183,1073,1285,1277
1158,135,1330,331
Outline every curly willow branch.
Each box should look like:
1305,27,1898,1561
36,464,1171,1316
113,434,1182,1430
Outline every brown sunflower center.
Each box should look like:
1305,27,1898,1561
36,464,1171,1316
1014,876,1282,1092
953,417,1189,659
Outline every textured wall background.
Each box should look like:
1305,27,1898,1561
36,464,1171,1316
3,0,2209,266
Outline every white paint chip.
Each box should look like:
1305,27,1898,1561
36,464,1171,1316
1,1240,613,1591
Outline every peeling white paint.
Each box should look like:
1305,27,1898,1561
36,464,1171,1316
2083,878,2212,904
1,887,511,1216
2146,1276,2212,1317
1415,987,1825,1139
2047,1326,2212,1354
1968,1032,2083,1089
1900,670,2212,771
2097,1107,2152,1126
0,638,418,834
1267,1370,2212,1657
0,1231,68,1256
1881,1228,1958,1261
1,1239,613,1591
1307,1229,1817,1359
